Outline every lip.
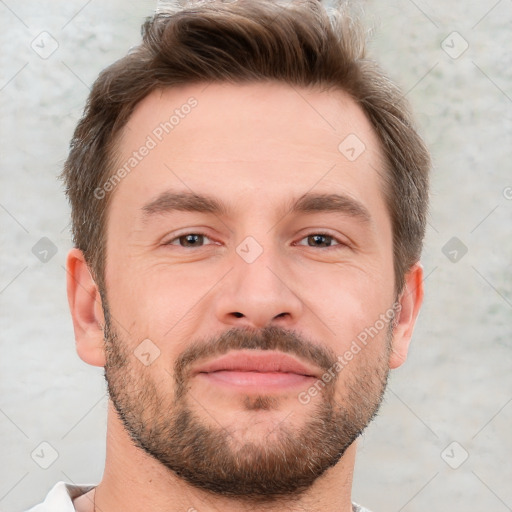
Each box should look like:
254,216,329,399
198,370,315,389
191,350,320,379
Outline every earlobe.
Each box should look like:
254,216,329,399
65,248,106,367
388,262,424,370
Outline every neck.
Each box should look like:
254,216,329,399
90,401,356,512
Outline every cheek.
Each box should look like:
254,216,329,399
293,262,393,342
105,261,218,349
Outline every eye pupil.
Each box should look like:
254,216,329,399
171,233,338,249
308,234,331,247
180,234,203,247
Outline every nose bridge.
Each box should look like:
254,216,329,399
215,234,303,328
237,237,283,295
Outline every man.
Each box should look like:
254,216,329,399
27,0,430,510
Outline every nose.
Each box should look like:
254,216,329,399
214,242,304,330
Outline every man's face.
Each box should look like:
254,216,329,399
101,82,396,500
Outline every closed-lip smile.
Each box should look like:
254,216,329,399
191,350,320,390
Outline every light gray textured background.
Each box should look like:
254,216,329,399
1,1,511,511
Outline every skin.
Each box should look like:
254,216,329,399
66,82,424,512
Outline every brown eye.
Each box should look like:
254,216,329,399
179,234,204,247
166,233,214,248
307,234,334,247
296,234,343,248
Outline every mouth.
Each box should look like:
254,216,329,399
191,350,320,391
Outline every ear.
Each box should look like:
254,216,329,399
388,261,424,370
65,248,106,367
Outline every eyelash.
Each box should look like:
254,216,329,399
163,231,348,250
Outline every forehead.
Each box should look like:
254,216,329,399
109,81,388,223
120,81,383,164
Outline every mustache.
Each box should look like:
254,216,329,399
173,325,339,386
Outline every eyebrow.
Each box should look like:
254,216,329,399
140,191,371,225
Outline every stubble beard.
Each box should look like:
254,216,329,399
102,302,391,504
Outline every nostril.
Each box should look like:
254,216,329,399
233,312,244,318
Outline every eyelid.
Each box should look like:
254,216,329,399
163,230,218,246
293,230,351,249
162,229,351,249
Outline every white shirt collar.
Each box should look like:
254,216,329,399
26,481,96,512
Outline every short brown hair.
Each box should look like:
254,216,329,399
60,0,430,295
